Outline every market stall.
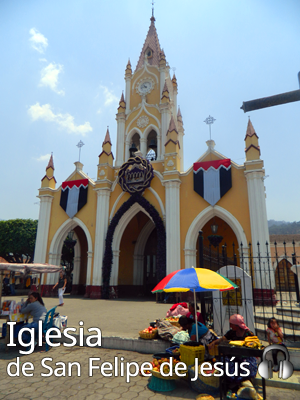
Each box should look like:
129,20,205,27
140,267,244,395
0,262,61,308
0,263,61,349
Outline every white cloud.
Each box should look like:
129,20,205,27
39,63,64,95
36,154,51,162
99,85,119,107
28,103,92,136
29,28,48,53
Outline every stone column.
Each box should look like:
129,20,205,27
245,170,275,305
165,180,181,274
140,138,147,157
111,250,120,286
90,188,111,298
125,77,131,114
34,195,53,263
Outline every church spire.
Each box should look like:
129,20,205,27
46,153,54,170
103,127,112,146
41,153,56,189
135,15,162,71
245,118,261,161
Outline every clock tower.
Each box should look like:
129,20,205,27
115,15,184,170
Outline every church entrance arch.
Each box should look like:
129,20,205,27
102,194,166,298
44,217,93,297
184,205,247,270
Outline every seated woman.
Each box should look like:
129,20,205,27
208,314,258,390
20,292,47,346
178,315,217,359
186,302,204,324
208,314,255,347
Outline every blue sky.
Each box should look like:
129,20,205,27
1,0,300,222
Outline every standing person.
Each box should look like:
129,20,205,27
9,273,16,296
266,317,285,372
53,270,67,306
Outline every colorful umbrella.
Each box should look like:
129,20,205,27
152,267,238,293
152,267,238,340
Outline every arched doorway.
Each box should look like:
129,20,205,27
184,205,247,271
45,217,92,297
102,193,166,299
195,216,239,272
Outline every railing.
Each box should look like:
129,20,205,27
200,240,300,343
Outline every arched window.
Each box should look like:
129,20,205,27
129,132,140,158
146,129,157,161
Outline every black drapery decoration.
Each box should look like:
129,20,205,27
102,193,166,299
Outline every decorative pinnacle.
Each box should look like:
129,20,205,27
204,115,216,141
76,140,85,162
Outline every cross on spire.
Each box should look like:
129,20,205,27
204,115,216,140
152,0,155,17
76,140,85,162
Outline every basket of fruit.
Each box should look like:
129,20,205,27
151,357,187,380
139,326,158,339
164,317,180,327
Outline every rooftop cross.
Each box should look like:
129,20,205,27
152,0,155,17
76,140,85,162
204,115,216,141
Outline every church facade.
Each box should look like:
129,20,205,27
34,16,272,300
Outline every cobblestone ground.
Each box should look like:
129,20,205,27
0,345,298,400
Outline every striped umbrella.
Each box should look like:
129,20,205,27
152,267,238,340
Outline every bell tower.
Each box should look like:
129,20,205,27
115,14,184,171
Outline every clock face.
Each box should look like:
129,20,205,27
139,81,152,94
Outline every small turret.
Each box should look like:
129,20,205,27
172,73,178,91
98,128,114,181
41,154,56,189
245,118,261,162
177,107,183,128
118,92,126,114
164,116,181,173
159,49,166,68
125,59,132,78
161,81,170,103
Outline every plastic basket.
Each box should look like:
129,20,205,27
180,344,205,368
139,329,158,339
148,375,177,391
188,365,220,395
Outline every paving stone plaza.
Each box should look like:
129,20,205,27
1,297,300,399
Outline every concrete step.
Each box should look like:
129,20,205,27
276,306,300,318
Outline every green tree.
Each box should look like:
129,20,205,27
0,219,38,263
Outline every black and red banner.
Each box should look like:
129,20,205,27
193,159,232,206
60,179,88,218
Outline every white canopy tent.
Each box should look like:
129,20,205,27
0,263,61,307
